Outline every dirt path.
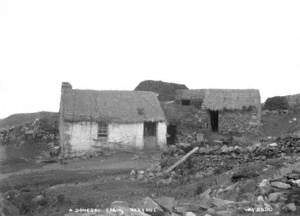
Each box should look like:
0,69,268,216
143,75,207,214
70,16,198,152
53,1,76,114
0,151,160,181
0,151,173,216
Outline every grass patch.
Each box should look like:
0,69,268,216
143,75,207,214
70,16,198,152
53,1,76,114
0,169,130,193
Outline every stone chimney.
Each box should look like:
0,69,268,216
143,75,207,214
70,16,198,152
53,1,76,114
61,82,72,92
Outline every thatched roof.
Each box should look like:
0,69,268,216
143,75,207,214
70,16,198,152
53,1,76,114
286,93,300,108
60,89,166,123
176,89,261,111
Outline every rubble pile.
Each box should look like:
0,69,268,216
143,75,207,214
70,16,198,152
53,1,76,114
0,117,59,146
127,135,300,186
0,117,60,163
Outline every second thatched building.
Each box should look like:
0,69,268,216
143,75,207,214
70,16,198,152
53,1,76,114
176,89,261,133
163,89,261,144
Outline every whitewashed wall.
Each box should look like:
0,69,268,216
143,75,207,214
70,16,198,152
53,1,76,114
108,123,144,149
64,121,98,152
157,122,167,149
63,121,167,153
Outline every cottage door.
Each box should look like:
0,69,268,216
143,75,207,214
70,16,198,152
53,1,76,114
167,125,177,145
143,122,158,149
209,110,219,132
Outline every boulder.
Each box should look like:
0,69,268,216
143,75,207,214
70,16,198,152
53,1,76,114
130,170,136,176
270,181,291,189
141,197,164,216
157,178,172,185
284,203,297,212
207,208,216,215
154,196,177,212
184,212,196,216
143,197,162,210
291,179,300,187
269,143,278,147
257,195,265,203
221,145,230,153
32,194,47,206
215,210,234,216
211,198,235,208
111,200,130,208
268,192,282,202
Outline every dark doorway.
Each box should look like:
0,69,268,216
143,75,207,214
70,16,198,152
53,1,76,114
209,110,219,132
144,122,156,136
167,125,177,145
181,100,191,106
144,122,157,150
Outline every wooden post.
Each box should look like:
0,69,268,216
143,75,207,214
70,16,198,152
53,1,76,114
164,146,199,174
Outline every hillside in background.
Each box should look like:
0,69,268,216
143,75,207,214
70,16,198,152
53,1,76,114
0,112,58,129
134,80,188,101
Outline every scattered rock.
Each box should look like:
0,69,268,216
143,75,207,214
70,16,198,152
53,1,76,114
257,195,264,203
215,210,233,216
142,197,164,213
137,172,145,180
231,168,259,182
155,196,176,212
130,169,136,175
184,212,196,216
270,181,291,189
284,203,297,212
211,198,235,208
269,143,278,147
111,200,130,208
268,192,282,202
207,208,216,215
32,194,47,206
157,178,172,185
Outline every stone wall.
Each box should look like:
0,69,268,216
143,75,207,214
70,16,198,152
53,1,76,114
219,109,260,135
173,109,210,144
164,102,261,145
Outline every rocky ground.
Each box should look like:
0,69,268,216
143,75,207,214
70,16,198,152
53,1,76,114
1,110,300,216
1,136,300,216
125,137,300,216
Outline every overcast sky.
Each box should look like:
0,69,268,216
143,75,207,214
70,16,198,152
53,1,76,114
0,1,300,118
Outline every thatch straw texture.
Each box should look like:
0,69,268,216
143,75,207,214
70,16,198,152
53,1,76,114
286,94,300,107
61,89,166,123
176,89,261,111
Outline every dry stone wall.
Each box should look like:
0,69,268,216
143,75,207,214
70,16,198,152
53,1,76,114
219,110,260,135
175,109,210,144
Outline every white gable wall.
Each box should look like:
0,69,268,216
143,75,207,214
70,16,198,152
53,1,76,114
157,122,167,149
65,121,98,152
108,123,144,149
63,120,166,155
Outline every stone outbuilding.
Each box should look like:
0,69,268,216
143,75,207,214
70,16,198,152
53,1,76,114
59,82,167,157
163,89,261,144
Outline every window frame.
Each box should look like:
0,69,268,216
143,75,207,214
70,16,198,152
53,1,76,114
97,122,108,138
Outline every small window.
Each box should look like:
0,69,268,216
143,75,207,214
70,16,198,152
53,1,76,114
97,122,108,138
181,99,191,106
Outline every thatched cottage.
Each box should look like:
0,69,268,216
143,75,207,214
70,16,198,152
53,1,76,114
59,82,167,157
163,89,261,144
